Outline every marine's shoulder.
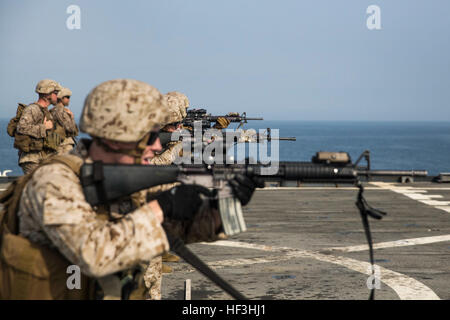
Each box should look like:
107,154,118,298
31,156,84,187
22,103,43,115
49,105,64,114
25,103,41,110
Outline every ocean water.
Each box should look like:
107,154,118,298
1,119,450,176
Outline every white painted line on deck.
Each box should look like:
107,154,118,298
326,234,450,253
260,187,450,191
200,240,439,300
406,194,443,200
261,187,365,190
435,206,450,213
371,182,450,213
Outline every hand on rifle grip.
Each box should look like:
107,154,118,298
156,185,214,221
229,174,262,206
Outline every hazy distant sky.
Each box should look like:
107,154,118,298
1,0,449,121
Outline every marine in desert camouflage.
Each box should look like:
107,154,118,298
0,79,236,300
16,79,61,174
50,87,79,154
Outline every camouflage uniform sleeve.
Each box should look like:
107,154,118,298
16,105,47,138
51,107,78,135
21,163,170,278
60,109,78,134
149,141,183,165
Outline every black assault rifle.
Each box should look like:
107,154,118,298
158,128,296,147
311,150,428,183
183,109,263,129
80,160,386,300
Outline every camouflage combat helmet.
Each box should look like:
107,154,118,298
57,87,72,99
163,102,182,125
80,79,170,142
35,79,62,94
165,91,189,120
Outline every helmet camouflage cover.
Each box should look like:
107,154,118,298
165,91,189,121
80,79,170,142
35,79,62,94
57,87,72,99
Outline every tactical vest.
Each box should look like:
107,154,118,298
11,103,61,153
53,121,68,141
0,155,95,299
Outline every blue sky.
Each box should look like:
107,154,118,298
1,0,449,121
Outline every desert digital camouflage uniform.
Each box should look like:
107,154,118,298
51,87,78,154
1,79,223,300
131,187,164,300
17,103,56,172
142,155,182,300
166,91,189,117
150,141,184,166
17,140,170,279
16,79,62,173
149,91,189,166
141,92,187,299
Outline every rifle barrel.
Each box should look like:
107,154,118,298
209,116,263,122
242,117,264,120
277,137,296,141
358,170,428,176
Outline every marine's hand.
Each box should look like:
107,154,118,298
44,117,53,130
229,174,264,206
214,117,231,129
147,200,164,223
156,185,214,221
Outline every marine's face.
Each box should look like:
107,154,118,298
62,96,70,106
50,91,59,105
113,131,162,165
141,133,162,165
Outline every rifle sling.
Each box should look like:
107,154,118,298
167,235,247,300
356,183,382,300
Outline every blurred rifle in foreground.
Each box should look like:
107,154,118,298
80,157,385,300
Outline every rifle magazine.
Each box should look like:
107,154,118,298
218,197,247,236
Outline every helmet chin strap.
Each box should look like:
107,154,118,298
95,132,151,165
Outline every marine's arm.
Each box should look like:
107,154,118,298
16,105,47,138
149,141,183,165
61,109,79,134
20,163,169,278
51,107,79,134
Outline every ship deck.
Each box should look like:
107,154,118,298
161,182,450,300
1,181,449,300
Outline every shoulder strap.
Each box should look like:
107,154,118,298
42,154,83,176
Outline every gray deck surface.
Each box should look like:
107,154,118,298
1,181,449,300
160,183,450,300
